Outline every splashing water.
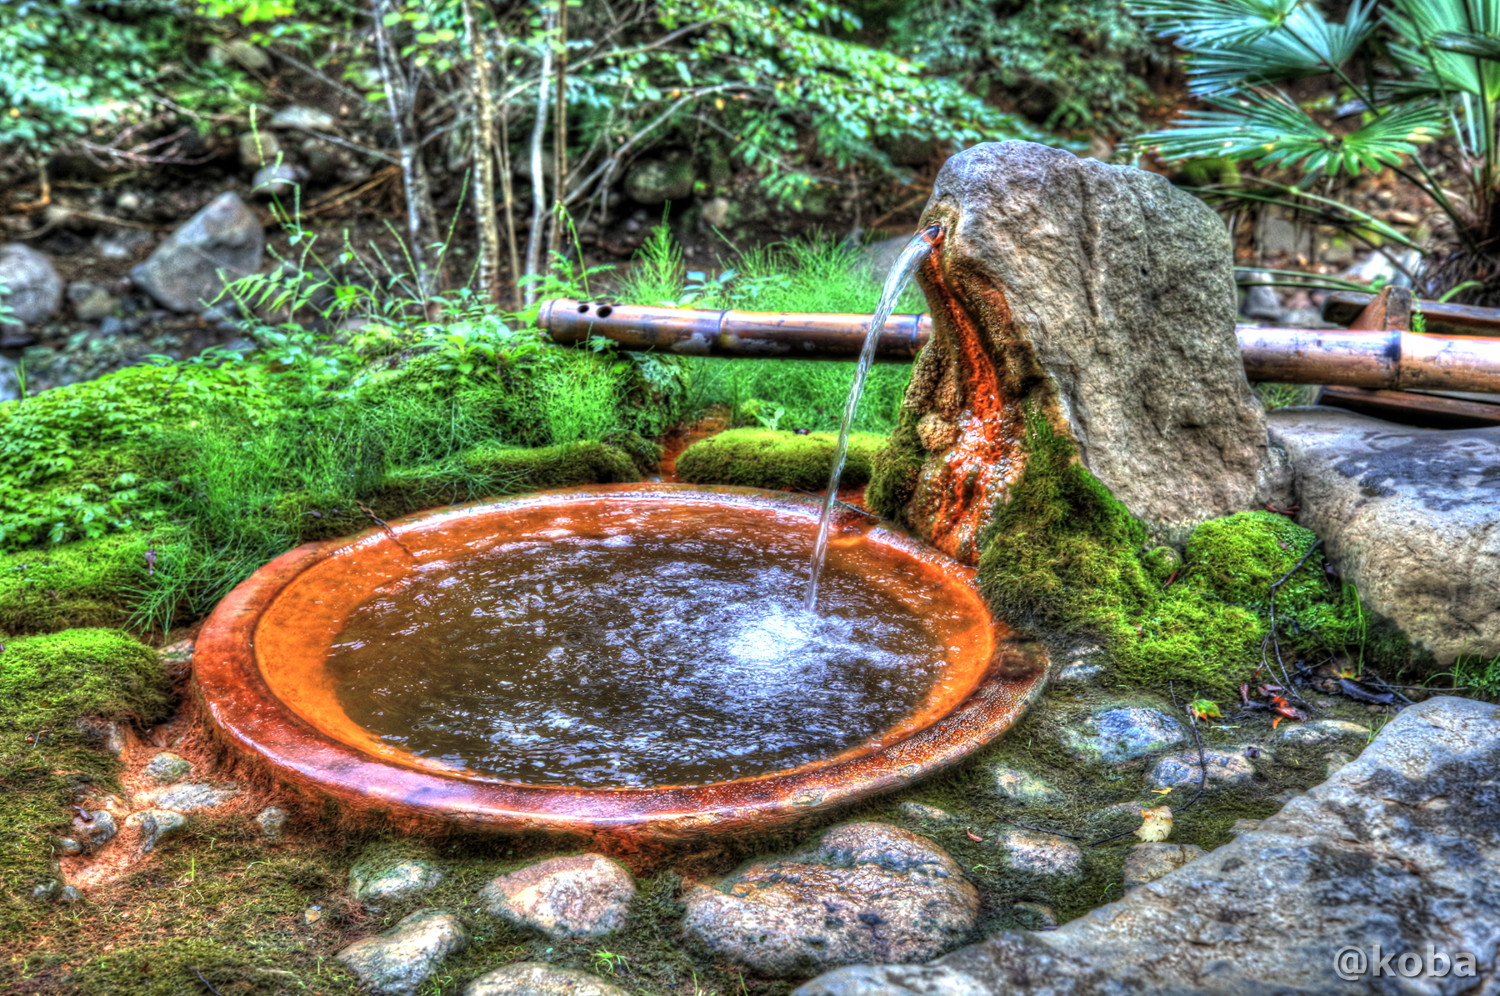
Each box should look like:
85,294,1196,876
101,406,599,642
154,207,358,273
804,225,941,610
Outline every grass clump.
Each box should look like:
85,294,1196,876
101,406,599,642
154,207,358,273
675,428,886,491
0,630,169,936
973,411,1394,692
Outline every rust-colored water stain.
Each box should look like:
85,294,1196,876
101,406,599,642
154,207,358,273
193,484,1047,845
917,231,1026,562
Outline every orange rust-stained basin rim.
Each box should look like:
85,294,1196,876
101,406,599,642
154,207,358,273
193,484,1048,844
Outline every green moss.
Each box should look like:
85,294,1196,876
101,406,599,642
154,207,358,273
375,441,641,519
972,414,1399,692
865,417,926,518
0,630,169,942
977,411,1156,636
0,535,156,637
676,428,887,491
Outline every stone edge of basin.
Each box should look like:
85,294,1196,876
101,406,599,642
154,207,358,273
191,482,1049,848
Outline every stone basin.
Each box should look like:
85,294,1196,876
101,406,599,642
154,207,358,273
193,483,1047,846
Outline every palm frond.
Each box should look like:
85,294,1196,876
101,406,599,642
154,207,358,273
1140,90,1443,176
1130,0,1380,97
1388,0,1500,100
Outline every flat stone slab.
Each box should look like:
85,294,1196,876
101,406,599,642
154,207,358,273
795,697,1500,995
1268,407,1500,663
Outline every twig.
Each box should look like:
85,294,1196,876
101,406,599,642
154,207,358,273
1265,538,1323,708
193,968,224,996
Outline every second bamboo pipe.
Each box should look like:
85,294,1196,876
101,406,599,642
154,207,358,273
538,298,1500,394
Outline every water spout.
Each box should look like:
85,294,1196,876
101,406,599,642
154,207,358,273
805,224,942,610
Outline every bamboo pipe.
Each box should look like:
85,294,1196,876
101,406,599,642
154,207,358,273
537,298,1500,394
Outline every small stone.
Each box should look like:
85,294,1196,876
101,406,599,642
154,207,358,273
148,782,238,812
125,809,186,853
463,961,630,996
699,195,732,228
335,909,466,995
1325,751,1355,778
350,850,444,905
209,39,272,72
1147,749,1257,791
1009,901,1058,929
1241,283,1283,322
251,162,303,200
115,191,142,214
993,767,1063,805
270,105,338,131
1053,660,1105,686
994,830,1083,879
238,131,282,169
57,885,82,903
304,905,323,925
74,716,125,755
145,752,192,785
1272,719,1370,746
898,802,952,823
32,880,59,902
159,639,195,670
1122,842,1205,890
255,806,288,841
480,853,634,941
1064,707,1186,764
55,837,84,856
72,809,117,853
67,281,118,322
684,822,978,977
0,243,63,330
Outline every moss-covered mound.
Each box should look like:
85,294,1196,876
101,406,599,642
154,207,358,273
0,535,159,636
971,411,1397,691
676,428,887,491
0,631,169,930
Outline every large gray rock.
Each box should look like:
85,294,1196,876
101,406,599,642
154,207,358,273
336,909,466,995
479,854,634,941
0,243,62,336
1269,407,1500,663
684,821,979,977
464,962,629,996
796,697,1500,995
873,141,1272,557
131,192,264,312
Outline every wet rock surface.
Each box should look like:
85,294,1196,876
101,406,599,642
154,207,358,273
795,697,1500,995
131,192,264,312
463,962,629,996
335,909,467,995
480,854,635,941
1269,407,1500,664
684,821,980,977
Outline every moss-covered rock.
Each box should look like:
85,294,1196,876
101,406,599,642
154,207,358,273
0,630,169,935
676,428,886,491
0,535,155,636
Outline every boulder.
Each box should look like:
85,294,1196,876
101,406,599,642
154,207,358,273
131,192,264,313
335,909,466,995
684,821,979,977
479,854,634,941
464,962,629,996
796,697,1500,995
1268,407,1500,663
624,157,694,204
0,243,62,337
251,162,303,200
270,105,337,131
869,141,1272,558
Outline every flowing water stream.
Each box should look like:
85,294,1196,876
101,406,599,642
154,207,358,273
804,225,940,610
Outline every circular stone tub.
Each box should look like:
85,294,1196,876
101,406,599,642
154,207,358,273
194,483,1048,845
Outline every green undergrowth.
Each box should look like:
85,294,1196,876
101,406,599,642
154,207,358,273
0,318,684,638
675,428,887,491
0,630,170,948
970,410,1407,692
